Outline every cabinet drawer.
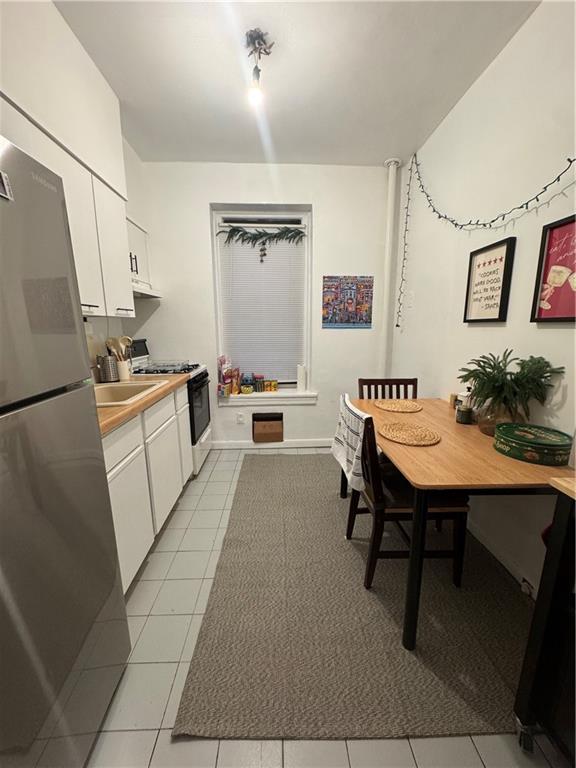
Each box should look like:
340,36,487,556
107,445,154,592
175,385,189,412
103,416,144,472
143,394,176,437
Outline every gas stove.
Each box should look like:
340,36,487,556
132,361,201,375
129,339,205,376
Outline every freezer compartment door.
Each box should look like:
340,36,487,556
0,385,129,755
0,138,90,408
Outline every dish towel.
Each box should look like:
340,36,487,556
331,394,368,491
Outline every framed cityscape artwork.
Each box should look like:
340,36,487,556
530,214,576,322
322,275,374,328
463,237,516,322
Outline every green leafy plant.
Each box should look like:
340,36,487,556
217,226,305,248
458,349,564,420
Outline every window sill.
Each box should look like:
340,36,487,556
217,391,318,407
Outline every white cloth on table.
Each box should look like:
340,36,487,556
331,393,368,492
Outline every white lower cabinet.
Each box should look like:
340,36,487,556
103,388,191,591
107,445,154,593
192,425,212,476
177,404,193,485
145,415,183,533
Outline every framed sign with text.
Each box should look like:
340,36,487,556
463,237,516,323
530,214,576,323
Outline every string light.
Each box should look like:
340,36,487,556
395,155,415,329
413,153,575,230
394,153,576,327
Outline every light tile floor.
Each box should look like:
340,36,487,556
86,449,565,768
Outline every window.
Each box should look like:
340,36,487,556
212,208,311,385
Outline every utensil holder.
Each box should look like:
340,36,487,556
97,355,119,382
117,360,131,382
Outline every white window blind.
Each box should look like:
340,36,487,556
217,230,306,382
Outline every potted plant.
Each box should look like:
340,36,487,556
458,349,565,435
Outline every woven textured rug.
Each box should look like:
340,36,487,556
174,454,532,739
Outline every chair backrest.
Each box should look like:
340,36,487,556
360,417,386,507
332,394,369,491
358,378,418,400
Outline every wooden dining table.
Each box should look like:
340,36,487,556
352,398,575,651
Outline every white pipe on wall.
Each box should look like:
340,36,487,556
378,157,401,377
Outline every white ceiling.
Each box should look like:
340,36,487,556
57,1,538,165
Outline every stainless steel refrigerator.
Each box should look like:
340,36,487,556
0,138,130,766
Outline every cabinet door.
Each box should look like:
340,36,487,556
93,177,135,318
177,405,193,485
0,100,106,315
145,416,183,532
107,445,155,593
192,425,212,476
127,219,150,286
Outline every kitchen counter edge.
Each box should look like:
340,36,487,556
96,373,191,437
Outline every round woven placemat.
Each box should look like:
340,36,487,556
378,422,441,446
374,399,422,413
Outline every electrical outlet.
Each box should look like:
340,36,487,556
236,412,245,425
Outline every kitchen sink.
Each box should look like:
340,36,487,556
94,381,168,406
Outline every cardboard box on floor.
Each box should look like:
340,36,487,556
252,413,283,443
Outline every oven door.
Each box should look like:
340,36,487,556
188,373,210,445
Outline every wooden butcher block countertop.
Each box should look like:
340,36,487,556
549,476,576,500
97,373,191,437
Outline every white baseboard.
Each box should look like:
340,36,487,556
212,438,332,449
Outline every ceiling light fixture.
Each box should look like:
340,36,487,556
245,27,274,106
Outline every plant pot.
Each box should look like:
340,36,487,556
477,406,524,437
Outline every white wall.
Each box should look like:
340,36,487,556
124,162,387,445
390,2,575,590
0,1,126,196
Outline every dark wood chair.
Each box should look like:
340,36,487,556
358,377,418,400
347,416,469,589
339,378,418,500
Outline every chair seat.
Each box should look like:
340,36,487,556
379,469,469,510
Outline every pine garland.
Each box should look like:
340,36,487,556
217,226,305,248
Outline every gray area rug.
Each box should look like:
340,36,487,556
174,455,532,739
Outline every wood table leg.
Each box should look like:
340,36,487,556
402,489,428,650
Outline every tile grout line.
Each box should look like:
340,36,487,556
146,728,161,768
469,735,488,768
344,738,353,768
407,737,418,768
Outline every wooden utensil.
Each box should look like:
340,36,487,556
106,336,123,361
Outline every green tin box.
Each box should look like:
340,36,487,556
494,423,573,466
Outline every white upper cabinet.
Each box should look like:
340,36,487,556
127,219,151,287
0,100,106,316
93,178,135,318
0,2,127,197
123,139,149,228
